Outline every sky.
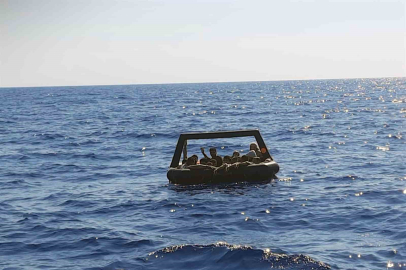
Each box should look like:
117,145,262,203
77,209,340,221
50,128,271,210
0,0,405,87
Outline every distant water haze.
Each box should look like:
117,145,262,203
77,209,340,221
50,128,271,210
1,0,405,87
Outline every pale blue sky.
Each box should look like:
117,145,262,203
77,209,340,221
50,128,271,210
1,0,405,87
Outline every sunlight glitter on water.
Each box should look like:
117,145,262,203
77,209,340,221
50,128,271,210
1,78,405,270
376,146,390,151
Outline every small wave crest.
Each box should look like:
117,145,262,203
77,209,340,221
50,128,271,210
144,242,331,270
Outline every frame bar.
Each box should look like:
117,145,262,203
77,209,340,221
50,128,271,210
170,129,272,168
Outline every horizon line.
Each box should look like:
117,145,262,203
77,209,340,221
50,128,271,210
0,75,405,89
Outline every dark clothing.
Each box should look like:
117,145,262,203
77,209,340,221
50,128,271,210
255,150,262,158
213,156,223,167
200,157,210,164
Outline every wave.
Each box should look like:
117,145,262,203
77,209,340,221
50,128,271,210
143,242,331,270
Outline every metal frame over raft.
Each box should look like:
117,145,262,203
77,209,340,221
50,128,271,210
167,129,279,185
169,129,273,168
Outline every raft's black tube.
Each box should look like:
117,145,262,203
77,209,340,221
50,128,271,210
168,161,279,185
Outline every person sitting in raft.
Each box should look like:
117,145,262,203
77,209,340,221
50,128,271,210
186,158,219,171
178,156,197,169
201,147,223,167
230,151,241,162
190,155,198,164
223,155,232,164
232,150,240,159
249,143,262,158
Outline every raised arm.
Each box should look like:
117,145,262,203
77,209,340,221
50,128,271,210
200,147,210,159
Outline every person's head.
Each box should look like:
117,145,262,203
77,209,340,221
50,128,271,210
209,147,217,157
191,155,198,164
186,157,196,165
223,155,231,164
250,143,259,151
232,151,240,158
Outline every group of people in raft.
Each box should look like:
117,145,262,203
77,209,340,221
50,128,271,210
178,143,270,171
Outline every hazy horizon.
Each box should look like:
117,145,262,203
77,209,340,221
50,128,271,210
1,0,405,88
1,75,405,89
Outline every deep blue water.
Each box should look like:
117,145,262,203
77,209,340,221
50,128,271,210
0,78,405,270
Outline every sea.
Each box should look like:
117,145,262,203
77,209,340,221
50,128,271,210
0,77,405,270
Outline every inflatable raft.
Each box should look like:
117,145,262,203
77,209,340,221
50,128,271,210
167,130,279,185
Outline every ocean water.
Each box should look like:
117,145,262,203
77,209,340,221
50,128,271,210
0,78,405,270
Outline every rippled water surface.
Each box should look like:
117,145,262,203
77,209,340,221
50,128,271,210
0,78,405,270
